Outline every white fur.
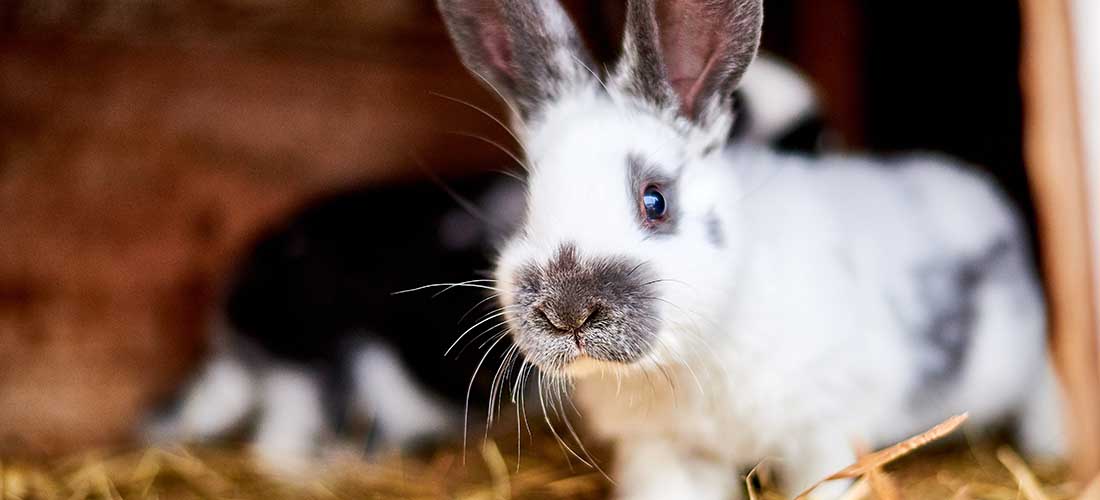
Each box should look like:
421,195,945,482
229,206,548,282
738,54,820,142
494,83,1064,499
350,341,459,448
143,351,256,443
146,336,464,476
252,365,327,476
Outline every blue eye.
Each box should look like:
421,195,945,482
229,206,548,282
642,186,667,221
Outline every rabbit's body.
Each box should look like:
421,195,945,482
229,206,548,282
436,0,1065,498
145,175,527,473
571,147,1057,499
146,48,825,476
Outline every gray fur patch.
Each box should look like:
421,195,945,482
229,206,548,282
437,0,596,120
615,0,763,122
704,210,724,247
508,244,659,371
909,238,1013,405
617,0,677,110
628,154,679,236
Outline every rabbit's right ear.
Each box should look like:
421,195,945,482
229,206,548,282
437,0,595,121
615,0,763,125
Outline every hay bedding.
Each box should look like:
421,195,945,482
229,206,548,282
0,415,1084,500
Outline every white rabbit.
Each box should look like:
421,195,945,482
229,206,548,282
142,50,822,478
436,0,1066,499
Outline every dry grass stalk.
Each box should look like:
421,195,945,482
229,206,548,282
481,441,512,500
747,463,763,500
997,446,1053,500
948,484,972,500
0,411,1081,500
796,413,969,499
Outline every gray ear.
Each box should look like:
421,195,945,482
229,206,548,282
436,0,595,120
616,0,763,123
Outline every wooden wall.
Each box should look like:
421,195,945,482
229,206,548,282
0,0,523,455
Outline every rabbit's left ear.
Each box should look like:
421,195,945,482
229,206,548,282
437,0,595,121
615,0,763,123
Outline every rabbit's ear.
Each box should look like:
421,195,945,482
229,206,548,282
437,0,595,120
615,0,763,123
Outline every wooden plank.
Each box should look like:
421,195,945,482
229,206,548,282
1019,0,1100,479
0,31,517,455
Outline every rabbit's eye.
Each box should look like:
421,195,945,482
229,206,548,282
642,186,667,221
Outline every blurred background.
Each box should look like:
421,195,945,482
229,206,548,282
0,0,1096,484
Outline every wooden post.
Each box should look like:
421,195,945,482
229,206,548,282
1019,0,1100,480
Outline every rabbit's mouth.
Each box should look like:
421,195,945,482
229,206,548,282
502,243,660,374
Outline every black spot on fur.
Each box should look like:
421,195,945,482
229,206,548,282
909,238,1013,405
728,89,753,140
773,115,827,154
617,0,763,121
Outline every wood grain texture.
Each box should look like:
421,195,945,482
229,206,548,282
0,0,519,455
1019,0,1100,479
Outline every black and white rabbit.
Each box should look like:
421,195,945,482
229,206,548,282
436,0,1065,499
145,176,527,472
144,45,825,475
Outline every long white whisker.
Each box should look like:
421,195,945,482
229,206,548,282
537,372,592,468
466,69,528,137
554,388,614,483
429,91,526,151
392,280,501,296
487,344,520,426
445,131,531,173
458,293,503,324
571,53,610,94
463,333,511,459
446,308,516,357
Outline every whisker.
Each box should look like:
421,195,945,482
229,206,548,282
468,304,519,326
429,91,526,152
487,344,520,426
465,69,529,139
571,53,610,95
392,280,501,296
458,293,503,324
475,327,509,351
555,389,614,484
463,333,511,459
626,260,650,278
492,168,527,183
445,308,516,357
537,372,592,469
445,130,531,173
455,316,518,358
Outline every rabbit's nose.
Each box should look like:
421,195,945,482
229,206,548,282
537,302,598,334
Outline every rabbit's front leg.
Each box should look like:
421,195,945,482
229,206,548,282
613,438,741,500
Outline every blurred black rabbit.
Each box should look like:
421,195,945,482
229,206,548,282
145,176,526,470
144,54,826,473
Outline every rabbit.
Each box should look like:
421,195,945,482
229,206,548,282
145,175,528,473
730,53,827,154
143,43,826,476
436,0,1066,499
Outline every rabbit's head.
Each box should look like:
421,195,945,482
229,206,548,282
438,0,763,375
